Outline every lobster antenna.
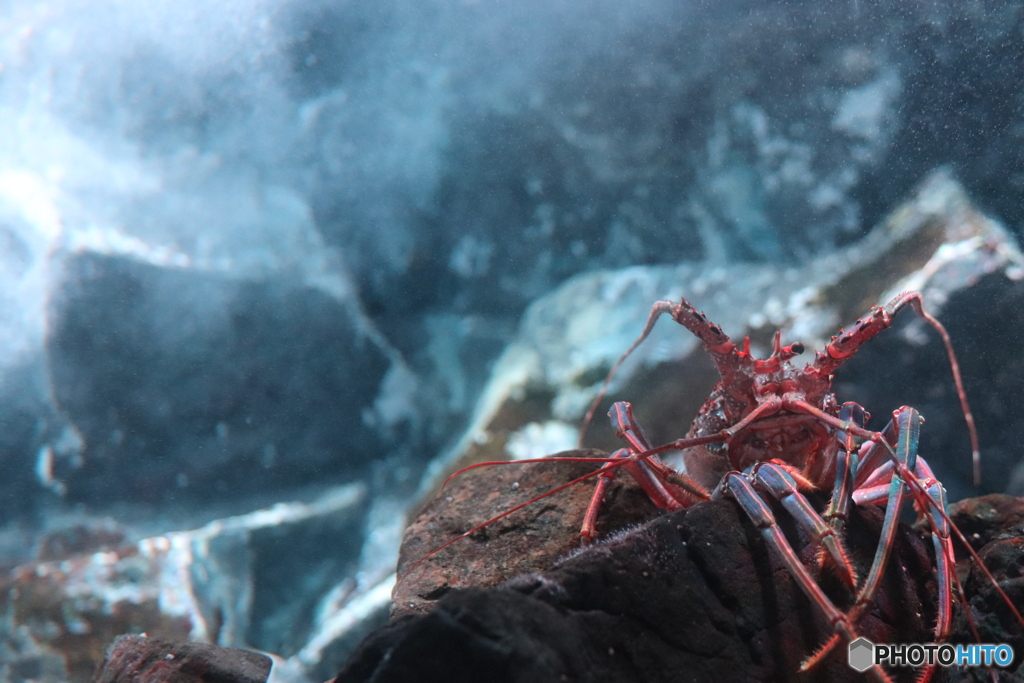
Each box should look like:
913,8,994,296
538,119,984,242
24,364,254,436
914,306,981,485
578,309,667,447
579,299,736,447
403,457,640,578
440,455,622,490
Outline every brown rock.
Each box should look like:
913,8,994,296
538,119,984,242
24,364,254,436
91,635,271,683
392,449,662,618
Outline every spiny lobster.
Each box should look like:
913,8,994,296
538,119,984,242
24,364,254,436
409,291,1024,682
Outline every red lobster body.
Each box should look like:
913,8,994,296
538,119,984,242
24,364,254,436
581,292,978,514
417,291,1023,683
677,330,839,490
572,292,986,682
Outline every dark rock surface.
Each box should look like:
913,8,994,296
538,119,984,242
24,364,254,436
47,254,395,508
91,635,271,683
949,495,1024,674
342,456,949,683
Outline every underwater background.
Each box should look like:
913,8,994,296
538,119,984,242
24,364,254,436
1,1,1024,680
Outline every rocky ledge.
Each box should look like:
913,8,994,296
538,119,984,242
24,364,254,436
337,454,1024,683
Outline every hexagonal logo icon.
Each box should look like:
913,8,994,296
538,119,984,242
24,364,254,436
848,637,875,672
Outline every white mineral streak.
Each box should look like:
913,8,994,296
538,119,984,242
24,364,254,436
164,534,209,642
832,67,901,142
34,445,61,494
506,421,580,460
294,574,396,670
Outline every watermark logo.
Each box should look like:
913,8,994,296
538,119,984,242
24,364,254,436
848,638,874,672
848,638,1015,671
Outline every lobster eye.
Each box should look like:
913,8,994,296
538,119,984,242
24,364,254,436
790,342,805,354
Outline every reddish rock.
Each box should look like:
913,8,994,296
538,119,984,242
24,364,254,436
392,449,662,618
91,635,271,683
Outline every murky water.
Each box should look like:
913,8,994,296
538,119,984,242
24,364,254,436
0,2,1022,680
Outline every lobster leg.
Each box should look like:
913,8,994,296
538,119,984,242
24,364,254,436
609,402,714,502
824,446,854,533
579,448,631,541
581,402,715,540
853,454,953,642
772,403,924,671
748,462,857,588
609,400,656,453
824,402,871,532
851,453,953,683
857,460,896,491
853,420,901,490
915,460,954,642
717,472,893,683
608,402,687,510
791,404,961,674
847,407,920,626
